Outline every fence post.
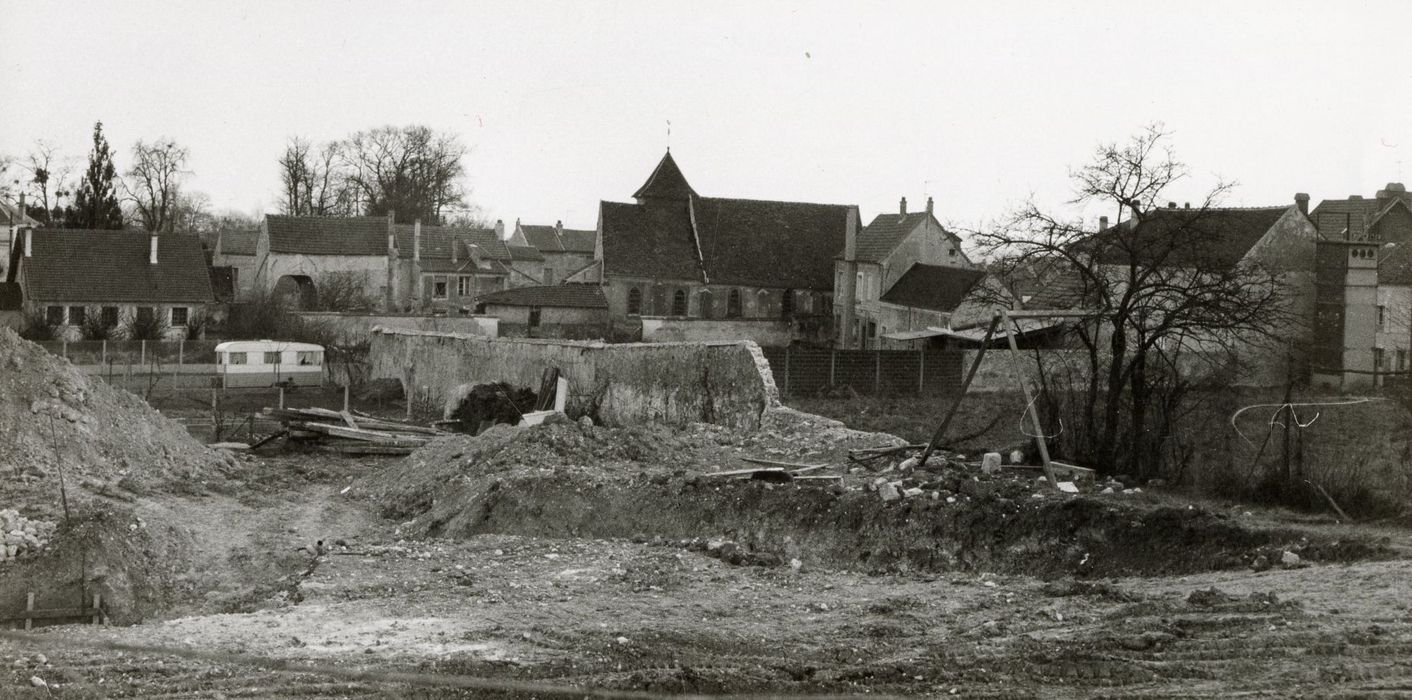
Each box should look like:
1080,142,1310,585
829,351,836,386
875,350,882,394
178,339,184,368
279,386,285,410
343,384,351,412
61,339,67,360
918,348,925,395
101,340,106,366
140,340,146,367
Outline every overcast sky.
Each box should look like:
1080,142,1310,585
4,1,1411,233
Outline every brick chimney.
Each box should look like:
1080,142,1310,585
1295,192,1310,216
555,220,563,236
23,227,32,258
1099,216,1109,231
926,196,934,216
149,232,159,264
494,219,504,240
899,197,907,216
413,219,421,262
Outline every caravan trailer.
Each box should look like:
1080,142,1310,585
214,340,325,388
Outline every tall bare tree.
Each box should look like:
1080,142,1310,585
974,125,1295,477
341,125,467,224
23,140,75,225
277,137,353,216
124,138,189,232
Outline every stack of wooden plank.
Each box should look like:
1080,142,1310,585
264,407,447,455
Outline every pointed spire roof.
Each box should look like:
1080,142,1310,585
633,151,697,202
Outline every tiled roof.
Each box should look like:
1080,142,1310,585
599,200,704,281
394,224,510,261
508,245,546,262
23,229,214,304
217,228,259,256
559,229,596,253
854,212,955,263
477,283,608,309
879,263,987,313
693,197,851,289
1024,271,1094,311
1093,206,1289,269
418,259,507,275
632,151,697,201
266,215,391,256
0,201,40,227
519,225,564,252
0,282,20,310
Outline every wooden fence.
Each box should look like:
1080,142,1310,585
759,348,965,397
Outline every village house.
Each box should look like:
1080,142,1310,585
834,196,980,349
571,151,857,344
253,214,514,312
8,228,214,339
505,242,549,287
210,227,259,301
1309,183,1412,381
475,283,609,339
508,220,597,285
1,198,41,282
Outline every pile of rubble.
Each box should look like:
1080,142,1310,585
0,509,55,562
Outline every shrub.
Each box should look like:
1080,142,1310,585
313,271,375,312
125,309,170,341
18,309,59,341
183,309,209,340
80,306,118,340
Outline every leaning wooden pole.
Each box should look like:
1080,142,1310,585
1001,310,1059,490
918,315,1001,466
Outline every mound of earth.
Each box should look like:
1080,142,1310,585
0,329,238,623
355,407,1389,579
0,328,236,503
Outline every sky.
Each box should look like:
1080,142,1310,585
4,0,1412,235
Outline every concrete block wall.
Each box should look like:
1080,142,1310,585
369,328,779,430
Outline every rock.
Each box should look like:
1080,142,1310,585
898,456,920,473
1056,481,1079,494
1251,555,1272,572
578,415,595,428
789,558,802,573
29,676,46,688
1009,449,1024,464
981,452,1002,475
878,482,902,502
1280,551,1302,567
616,636,630,645
902,487,924,498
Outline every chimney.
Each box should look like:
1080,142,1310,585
899,197,907,216
1167,201,1177,208
555,220,563,236
149,232,159,264
386,212,396,254
23,227,32,258
1183,202,1190,209
844,206,859,260
1295,192,1310,216
494,219,505,240
413,219,421,262
925,196,934,215
451,238,459,264
1099,216,1109,231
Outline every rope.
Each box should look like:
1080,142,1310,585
0,628,904,700
1229,397,1382,448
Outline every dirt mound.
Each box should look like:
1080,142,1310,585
0,328,236,504
356,407,1388,579
0,329,238,623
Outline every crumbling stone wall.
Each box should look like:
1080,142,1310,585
369,328,779,430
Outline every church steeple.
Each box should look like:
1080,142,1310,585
633,151,697,203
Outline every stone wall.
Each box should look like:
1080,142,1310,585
640,317,797,347
294,312,498,345
370,328,779,430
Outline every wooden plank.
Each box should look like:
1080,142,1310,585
339,411,359,429
0,607,104,624
919,315,1000,466
315,444,415,456
1001,310,1058,490
739,457,828,471
289,422,429,446
704,467,789,478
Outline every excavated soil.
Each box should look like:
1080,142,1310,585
0,329,239,623
355,409,1390,580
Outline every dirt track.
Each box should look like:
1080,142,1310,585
3,442,1412,698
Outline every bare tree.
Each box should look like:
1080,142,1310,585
124,138,190,232
973,125,1295,477
172,190,212,233
23,141,76,225
277,137,353,216
341,125,467,224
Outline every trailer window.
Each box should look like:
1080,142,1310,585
296,351,321,366
263,351,281,365
227,352,247,365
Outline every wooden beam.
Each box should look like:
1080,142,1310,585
919,315,1000,466
1002,310,1059,490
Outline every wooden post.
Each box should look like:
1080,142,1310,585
874,350,882,394
1001,310,1058,490
278,386,285,410
343,383,351,412
919,316,999,466
61,339,67,360
140,340,146,367
829,351,836,386
91,593,101,625
24,592,33,631
917,348,925,395
178,339,184,369
101,339,106,365
405,367,415,420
